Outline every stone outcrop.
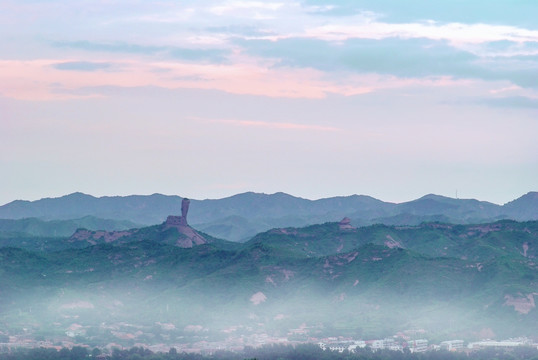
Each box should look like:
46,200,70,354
181,198,190,225
504,293,537,314
339,217,355,231
384,235,403,249
68,229,133,245
165,216,182,226
166,198,190,227
164,198,208,248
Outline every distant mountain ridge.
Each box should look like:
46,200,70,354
0,191,536,242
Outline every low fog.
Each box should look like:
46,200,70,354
3,271,535,349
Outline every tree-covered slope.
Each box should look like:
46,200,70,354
0,220,536,343
246,220,538,261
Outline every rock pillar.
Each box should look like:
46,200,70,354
180,198,190,226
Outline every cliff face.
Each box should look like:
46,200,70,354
68,229,133,245
163,198,209,248
338,217,355,231
163,215,208,248
181,198,190,225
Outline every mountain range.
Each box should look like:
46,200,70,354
0,191,536,242
0,191,536,346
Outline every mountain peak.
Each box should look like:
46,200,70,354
501,191,538,220
416,194,453,202
521,191,538,199
64,192,95,199
503,191,538,205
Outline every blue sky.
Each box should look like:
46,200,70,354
1,0,537,205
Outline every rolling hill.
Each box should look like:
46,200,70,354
0,191,536,241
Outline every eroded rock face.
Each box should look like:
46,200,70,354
339,217,355,230
69,229,133,245
163,218,208,247
504,293,537,314
181,198,190,226
174,226,208,248
164,199,208,248
165,198,191,227
384,235,403,249
165,216,182,226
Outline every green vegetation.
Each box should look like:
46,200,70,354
0,219,536,344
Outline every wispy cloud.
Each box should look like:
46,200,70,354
52,61,113,72
0,55,474,101
209,1,286,16
300,22,538,45
302,0,538,28
4,1,538,99
53,41,230,62
481,96,538,109
191,116,340,132
237,36,538,88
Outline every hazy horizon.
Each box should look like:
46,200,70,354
1,189,536,208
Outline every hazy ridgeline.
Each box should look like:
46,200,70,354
2,344,538,360
1,192,536,242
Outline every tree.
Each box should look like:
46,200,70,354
91,348,102,358
70,346,88,360
168,348,178,359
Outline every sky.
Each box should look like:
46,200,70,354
1,0,537,206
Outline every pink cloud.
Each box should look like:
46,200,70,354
0,55,475,101
0,57,365,100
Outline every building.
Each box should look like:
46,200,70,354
319,340,367,353
440,340,464,351
409,339,428,353
468,338,532,350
